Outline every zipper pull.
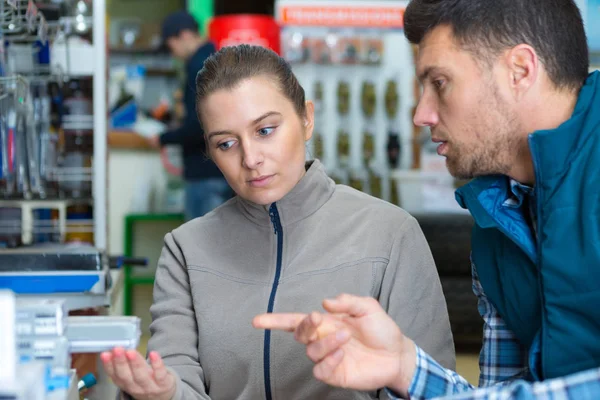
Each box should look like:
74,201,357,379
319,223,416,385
269,204,278,235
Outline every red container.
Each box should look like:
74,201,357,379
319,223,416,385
208,14,281,55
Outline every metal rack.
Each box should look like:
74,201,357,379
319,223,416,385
0,1,116,398
0,0,106,249
0,0,110,316
1,0,48,42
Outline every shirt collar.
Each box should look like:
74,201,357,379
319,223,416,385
503,179,534,208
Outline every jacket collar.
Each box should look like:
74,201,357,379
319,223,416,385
236,160,336,228
528,70,600,183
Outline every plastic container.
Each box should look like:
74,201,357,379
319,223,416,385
65,204,93,244
208,14,281,54
16,336,71,375
6,44,36,74
65,316,141,353
15,297,67,337
0,290,16,384
32,208,59,243
50,38,95,76
0,207,22,248
60,80,94,199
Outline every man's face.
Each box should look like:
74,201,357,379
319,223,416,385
414,25,523,179
167,35,188,60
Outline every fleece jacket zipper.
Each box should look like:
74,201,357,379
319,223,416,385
264,203,283,400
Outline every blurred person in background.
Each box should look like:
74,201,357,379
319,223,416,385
149,11,232,221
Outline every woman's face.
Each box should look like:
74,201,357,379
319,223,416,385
200,76,314,206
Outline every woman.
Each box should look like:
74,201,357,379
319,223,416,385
102,44,455,400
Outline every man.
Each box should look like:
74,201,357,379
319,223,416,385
253,0,600,398
151,11,232,220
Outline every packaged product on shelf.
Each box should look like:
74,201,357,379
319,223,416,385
336,81,350,115
307,36,332,64
385,79,402,169
1,105,17,197
15,108,31,197
60,79,93,199
336,130,350,166
362,131,375,165
32,208,55,243
313,81,323,113
282,30,308,64
360,36,384,65
32,84,59,199
361,81,376,118
0,207,22,248
332,34,361,65
16,335,71,379
385,79,400,118
15,298,67,337
65,204,93,244
387,133,401,168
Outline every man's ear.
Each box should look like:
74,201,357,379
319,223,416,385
504,44,539,101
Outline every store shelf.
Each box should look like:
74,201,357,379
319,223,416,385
17,292,110,312
109,46,167,55
145,67,178,77
0,198,93,206
108,130,157,151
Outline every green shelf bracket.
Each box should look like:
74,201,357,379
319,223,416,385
123,213,184,315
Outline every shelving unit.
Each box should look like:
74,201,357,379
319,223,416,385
0,0,107,250
92,0,108,252
0,1,122,398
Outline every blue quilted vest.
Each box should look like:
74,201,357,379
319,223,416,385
455,71,600,380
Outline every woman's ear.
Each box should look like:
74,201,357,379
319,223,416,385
304,101,315,141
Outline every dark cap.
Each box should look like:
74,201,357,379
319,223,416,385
160,11,200,48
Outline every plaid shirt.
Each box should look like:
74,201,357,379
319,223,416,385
386,179,600,399
385,264,600,399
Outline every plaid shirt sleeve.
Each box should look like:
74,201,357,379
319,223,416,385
386,260,529,399
437,367,600,400
386,260,600,399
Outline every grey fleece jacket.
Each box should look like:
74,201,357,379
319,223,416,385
140,160,455,400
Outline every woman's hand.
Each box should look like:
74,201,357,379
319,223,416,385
101,347,176,400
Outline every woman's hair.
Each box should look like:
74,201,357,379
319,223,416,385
195,44,307,127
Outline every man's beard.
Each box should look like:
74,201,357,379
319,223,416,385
444,86,522,180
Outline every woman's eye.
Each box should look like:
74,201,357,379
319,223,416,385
258,127,276,136
218,140,235,150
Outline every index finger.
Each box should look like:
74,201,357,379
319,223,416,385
252,313,307,331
